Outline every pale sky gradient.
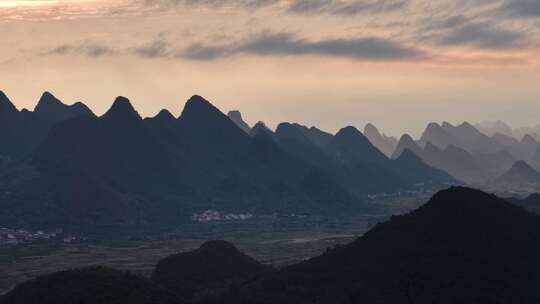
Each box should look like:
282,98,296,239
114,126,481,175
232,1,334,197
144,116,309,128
1,0,539,137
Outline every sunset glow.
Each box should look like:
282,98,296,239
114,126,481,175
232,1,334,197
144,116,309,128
1,0,539,136
0,0,56,7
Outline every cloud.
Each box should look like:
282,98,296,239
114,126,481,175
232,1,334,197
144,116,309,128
287,0,409,15
286,0,330,13
502,0,540,18
180,43,230,60
142,0,279,10
131,39,170,58
436,22,527,49
42,32,423,62
417,13,529,50
424,15,469,31
142,0,408,15
45,36,172,60
46,42,115,57
179,31,425,60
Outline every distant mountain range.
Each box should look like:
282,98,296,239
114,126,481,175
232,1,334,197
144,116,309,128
386,121,540,184
226,109,540,181
6,187,540,303
3,90,540,230
475,120,540,141
0,91,456,230
419,121,501,154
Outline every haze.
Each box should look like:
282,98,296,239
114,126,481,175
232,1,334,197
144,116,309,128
1,0,539,136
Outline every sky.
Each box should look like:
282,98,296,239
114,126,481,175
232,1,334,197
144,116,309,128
0,0,539,137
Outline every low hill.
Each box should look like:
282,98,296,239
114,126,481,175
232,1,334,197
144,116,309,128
0,267,179,304
152,240,271,302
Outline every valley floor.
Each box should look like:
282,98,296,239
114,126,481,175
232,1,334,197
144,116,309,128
0,194,428,295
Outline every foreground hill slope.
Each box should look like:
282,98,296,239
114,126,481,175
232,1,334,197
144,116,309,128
0,267,179,304
216,187,540,304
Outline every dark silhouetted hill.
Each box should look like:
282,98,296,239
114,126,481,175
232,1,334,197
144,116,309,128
8,188,540,303
215,187,540,303
0,96,182,228
0,91,17,115
507,193,540,214
304,126,334,148
0,91,93,159
0,267,179,304
34,91,92,126
152,240,271,302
